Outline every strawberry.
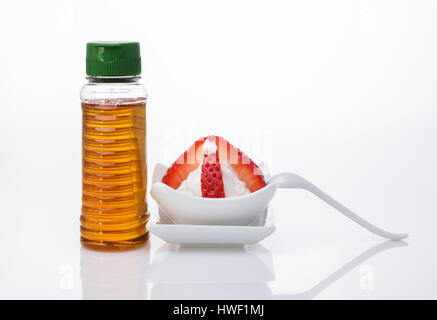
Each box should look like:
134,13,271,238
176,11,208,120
211,135,266,192
161,137,207,189
201,151,225,198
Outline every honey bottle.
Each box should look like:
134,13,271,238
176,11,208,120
80,42,149,251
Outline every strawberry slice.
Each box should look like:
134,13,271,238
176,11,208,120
212,135,266,192
201,151,225,198
162,137,207,189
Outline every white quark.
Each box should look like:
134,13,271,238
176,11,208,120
177,139,250,197
220,163,250,197
202,138,217,155
177,165,202,196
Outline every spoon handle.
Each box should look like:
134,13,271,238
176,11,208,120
269,172,408,240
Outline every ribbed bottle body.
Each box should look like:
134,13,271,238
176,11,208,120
80,79,148,251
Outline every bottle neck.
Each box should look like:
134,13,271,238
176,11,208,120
87,76,141,83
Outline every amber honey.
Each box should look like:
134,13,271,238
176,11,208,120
81,100,149,251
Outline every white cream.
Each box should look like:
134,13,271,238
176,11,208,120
220,163,250,197
202,138,217,155
177,139,250,197
177,166,202,197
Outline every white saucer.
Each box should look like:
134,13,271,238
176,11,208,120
148,206,276,246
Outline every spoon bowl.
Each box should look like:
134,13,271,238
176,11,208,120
151,163,276,225
150,163,408,240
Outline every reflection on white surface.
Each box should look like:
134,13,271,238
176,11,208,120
148,244,274,299
275,240,408,299
148,240,407,300
80,243,151,300
79,238,408,300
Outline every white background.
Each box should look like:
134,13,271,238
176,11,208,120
0,0,436,299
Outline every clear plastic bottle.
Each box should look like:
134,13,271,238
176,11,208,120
80,42,149,251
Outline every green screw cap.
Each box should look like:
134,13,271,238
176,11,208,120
86,42,141,77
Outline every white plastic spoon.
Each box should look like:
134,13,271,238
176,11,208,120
269,172,408,240
151,164,408,240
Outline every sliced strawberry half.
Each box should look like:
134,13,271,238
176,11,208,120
161,137,207,189
211,135,266,193
201,151,225,198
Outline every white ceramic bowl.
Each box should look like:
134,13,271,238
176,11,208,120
150,163,276,226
